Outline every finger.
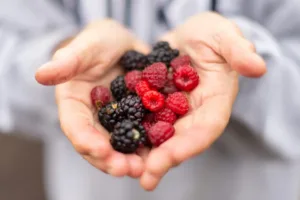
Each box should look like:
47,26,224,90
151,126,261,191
35,20,150,85
212,30,266,77
140,146,173,191
58,98,131,176
141,93,234,190
127,154,144,178
84,153,130,177
136,147,150,162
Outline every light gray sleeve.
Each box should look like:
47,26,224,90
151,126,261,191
0,1,78,138
224,0,300,159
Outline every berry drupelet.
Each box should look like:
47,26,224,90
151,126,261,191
110,120,148,153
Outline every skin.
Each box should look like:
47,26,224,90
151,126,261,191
35,12,266,191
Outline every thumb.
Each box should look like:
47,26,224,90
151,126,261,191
35,20,150,85
212,30,267,77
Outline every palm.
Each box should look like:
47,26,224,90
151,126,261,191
140,13,266,191
55,62,150,177
141,44,239,178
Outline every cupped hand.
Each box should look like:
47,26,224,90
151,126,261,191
140,12,266,190
35,19,151,178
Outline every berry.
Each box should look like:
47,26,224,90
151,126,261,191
170,55,191,71
162,72,178,94
142,91,165,112
142,113,156,132
135,80,151,97
125,70,142,91
110,76,127,100
166,92,189,115
154,107,177,124
148,121,175,146
152,41,172,51
117,95,146,122
110,120,148,153
173,65,199,91
98,102,124,132
142,62,168,89
147,48,179,66
120,50,148,71
90,86,112,110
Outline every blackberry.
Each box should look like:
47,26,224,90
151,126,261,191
120,50,148,71
98,101,124,132
117,94,146,123
147,46,179,66
152,41,172,51
110,120,148,153
110,76,127,101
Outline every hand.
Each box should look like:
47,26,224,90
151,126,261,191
35,19,150,177
140,12,266,190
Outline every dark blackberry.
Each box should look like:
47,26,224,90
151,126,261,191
110,76,127,101
152,41,172,51
117,95,146,123
110,120,148,153
98,101,124,132
147,49,179,66
120,50,148,71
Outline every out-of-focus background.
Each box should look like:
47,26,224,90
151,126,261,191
0,134,46,200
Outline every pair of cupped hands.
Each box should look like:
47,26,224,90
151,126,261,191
35,12,266,190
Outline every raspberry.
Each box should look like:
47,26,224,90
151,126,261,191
120,50,148,71
148,121,175,146
173,65,199,91
117,95,146,123
142,91,165,112
135,80,151,97
110,76,127,100
170,55,191,71
161,72,178,94
142,113,156,132
98,102,124,132
142,62,168,89
166,92,189,115
110,120,148,153
154,107,177,124
90,86,112,110
125,70,142,91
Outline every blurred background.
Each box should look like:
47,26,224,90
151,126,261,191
0,134,46,200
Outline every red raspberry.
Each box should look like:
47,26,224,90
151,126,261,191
154,107,177,124
148,121,175,146
166,92,189,115
142,90,165,112
125,70,142,91
142,113,156,132
170,55,191,71
142,62,168,89
90,86,112,110
173,65,199,91
135,80,151,97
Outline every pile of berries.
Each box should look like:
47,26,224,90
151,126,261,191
90,41,199,154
